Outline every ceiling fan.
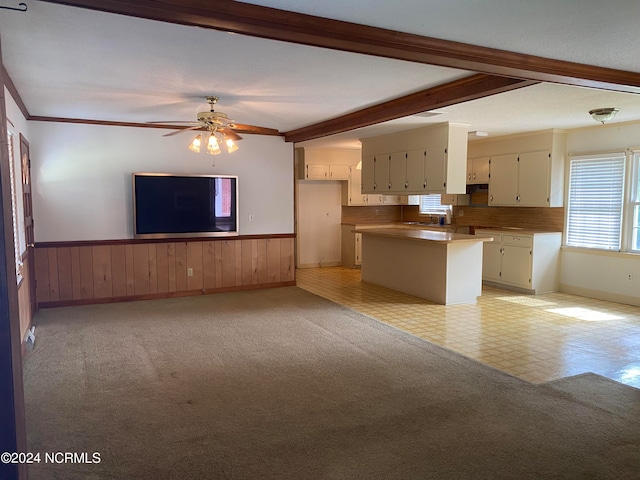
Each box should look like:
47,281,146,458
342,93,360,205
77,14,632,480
148,96,280,155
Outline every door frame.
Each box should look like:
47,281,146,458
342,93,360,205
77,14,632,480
19,134,35,315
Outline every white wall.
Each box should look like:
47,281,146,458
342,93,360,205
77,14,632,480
560,121,640,305
5,86,29,256
28,122,294,242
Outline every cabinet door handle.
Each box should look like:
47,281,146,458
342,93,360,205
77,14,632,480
473,173,476,180
423,181,427,188
490,194,494,202
388,182,391,190
516,195,520,202
373,183,377,190
405,181,409,188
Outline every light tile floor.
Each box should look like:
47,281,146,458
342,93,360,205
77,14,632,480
296,267,640,388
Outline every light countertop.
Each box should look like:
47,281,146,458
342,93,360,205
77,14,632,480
353,227,492,244
473,227,562,236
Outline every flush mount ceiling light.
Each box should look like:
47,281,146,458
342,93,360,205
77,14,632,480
468,130,489,139
589,107,620,124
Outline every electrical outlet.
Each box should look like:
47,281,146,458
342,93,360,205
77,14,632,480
627,273,633,281
187,268,193,277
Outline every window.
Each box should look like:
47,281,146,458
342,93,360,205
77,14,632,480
419,194,452,215
630,152,640,252
566,152,626,251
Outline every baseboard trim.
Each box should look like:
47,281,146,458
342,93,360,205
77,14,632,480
482,280,535,295
559,284,640,307
37,281,297,308
298,261,341,269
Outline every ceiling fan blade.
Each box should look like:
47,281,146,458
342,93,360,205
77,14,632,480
228,123,281,136
219,128,243,142
147,120,201,124
162,125,205,137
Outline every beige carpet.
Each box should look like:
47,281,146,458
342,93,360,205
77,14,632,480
23,287,640,479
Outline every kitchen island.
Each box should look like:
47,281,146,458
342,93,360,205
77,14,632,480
354,227,492,305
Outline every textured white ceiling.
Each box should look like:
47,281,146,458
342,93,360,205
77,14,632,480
0,1,639,148
240,0,640,71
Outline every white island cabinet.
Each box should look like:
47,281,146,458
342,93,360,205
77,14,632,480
355,228,491,305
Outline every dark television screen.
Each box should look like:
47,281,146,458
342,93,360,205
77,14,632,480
133,174,238,238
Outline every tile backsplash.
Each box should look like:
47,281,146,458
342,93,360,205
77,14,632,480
402,205,565,232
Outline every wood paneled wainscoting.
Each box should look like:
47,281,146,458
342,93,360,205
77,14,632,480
34,235,295,308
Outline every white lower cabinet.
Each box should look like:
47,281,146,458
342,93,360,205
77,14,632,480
342,225,389,267
355,233,362,266
475,232,502,283
475,229,561,293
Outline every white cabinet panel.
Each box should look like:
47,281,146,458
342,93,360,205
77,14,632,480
501,245,532,288
406,149,426,192
374,153,391,193
518,151,550,206
305,164,329,180
342,165,368,206
425,146,446,193
467,156,490,184
389,151,408,192
361,154,376,193
367,194,385,205
489,154,519,206
329,164,350,180
441,194,470,206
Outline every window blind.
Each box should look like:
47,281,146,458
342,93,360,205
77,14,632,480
566,153,625,250
631,153,640,252
419,194,451,214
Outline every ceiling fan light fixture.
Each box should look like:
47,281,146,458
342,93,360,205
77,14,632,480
207,133,221,155
225,137,239,154
589,107,620,124
188,134,202,153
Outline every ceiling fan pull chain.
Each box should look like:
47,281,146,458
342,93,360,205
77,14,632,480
0,2,27,11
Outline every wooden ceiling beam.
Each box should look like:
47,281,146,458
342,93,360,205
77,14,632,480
40,0,640,93
285,74,537,143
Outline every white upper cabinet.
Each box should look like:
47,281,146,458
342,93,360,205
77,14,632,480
469,130,566,208
328,164,351,180
297,147,358,181
389,151,408,192
360,122,468,195
467,156,490,184
488,151,553,207
517,151,551,206
305,164,329,180
424,145,447,193
342,165,368,206
488,154,519,206
374,153,391,192
405,149,426,191
361,154,376,192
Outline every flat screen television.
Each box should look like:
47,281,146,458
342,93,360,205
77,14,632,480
133,173,238,239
